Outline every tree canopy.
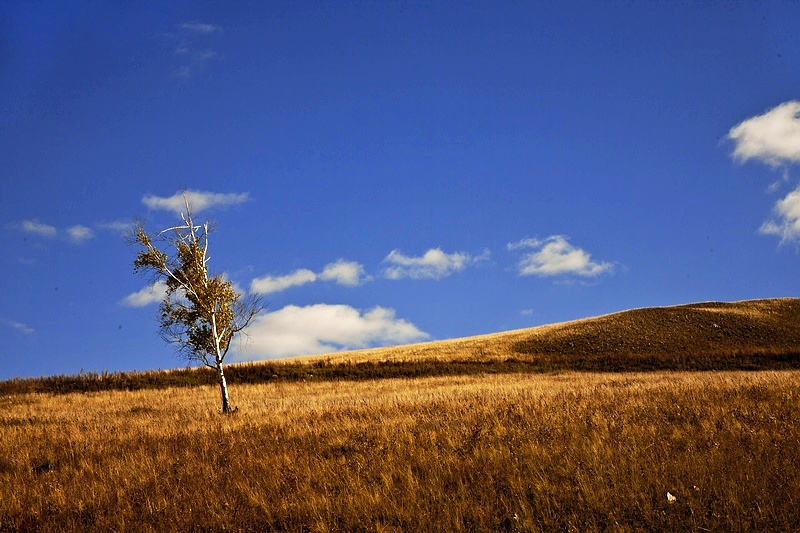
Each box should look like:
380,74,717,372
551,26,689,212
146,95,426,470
131,195,261,412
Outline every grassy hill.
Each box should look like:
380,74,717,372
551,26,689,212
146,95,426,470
314,297,800,367
3,298,800,531
513,298,800,358
3,298,800,395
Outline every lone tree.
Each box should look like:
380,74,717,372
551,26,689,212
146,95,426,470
130,194,262,413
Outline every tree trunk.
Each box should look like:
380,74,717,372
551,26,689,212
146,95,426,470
216,363,231,413
211,314,232,413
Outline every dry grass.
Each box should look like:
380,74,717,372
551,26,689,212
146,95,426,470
4,298,799,397
2,371,799,531
4,298,800,531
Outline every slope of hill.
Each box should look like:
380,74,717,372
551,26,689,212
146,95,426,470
514,297,800,354
3,298,799,395
311,297,800,369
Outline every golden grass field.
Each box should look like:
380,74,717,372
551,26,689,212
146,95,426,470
2,298,800,531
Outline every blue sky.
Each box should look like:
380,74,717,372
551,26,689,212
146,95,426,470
2,1,799,379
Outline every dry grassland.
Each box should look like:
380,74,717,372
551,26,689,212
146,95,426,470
2,370,799,532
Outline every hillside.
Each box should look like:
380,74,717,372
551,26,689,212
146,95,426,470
3,298,800,395
309,297,800,367
4,301,800,530
513,298,800,357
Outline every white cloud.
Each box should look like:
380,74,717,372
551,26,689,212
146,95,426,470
759,185,800,242
2,319,34,335
21,219,57,238
17,220,125,244
66,225,94,243
508,236,614,277
250,260,370,294
195,49,220,61
319,259,370,286
142,190,249,214
169,22,223,78
97,220,135,233
250,269,317,295
728,101,800,167
382,248,489,280
235,304,429,360
178,21,222,34
17,220,104,244
120,280,168,307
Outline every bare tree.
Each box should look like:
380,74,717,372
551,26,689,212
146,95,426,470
130,194,262,413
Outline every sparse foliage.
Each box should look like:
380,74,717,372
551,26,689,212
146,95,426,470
130,193,262,412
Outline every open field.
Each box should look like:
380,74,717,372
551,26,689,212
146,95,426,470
2,298,800,531
2,372,800,531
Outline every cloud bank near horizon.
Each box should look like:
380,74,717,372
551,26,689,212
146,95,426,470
234,303,430,360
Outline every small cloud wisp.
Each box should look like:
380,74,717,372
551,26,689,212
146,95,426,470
2,319,35,335
21,220,57,238
66,225,94,243
142,190,250,214
178,21,222,34
250,260,370,295
120,281,168,308
509,236,614,277
760,186,800,243
171,21,223,78
382,248,490,280
250,269,318,295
